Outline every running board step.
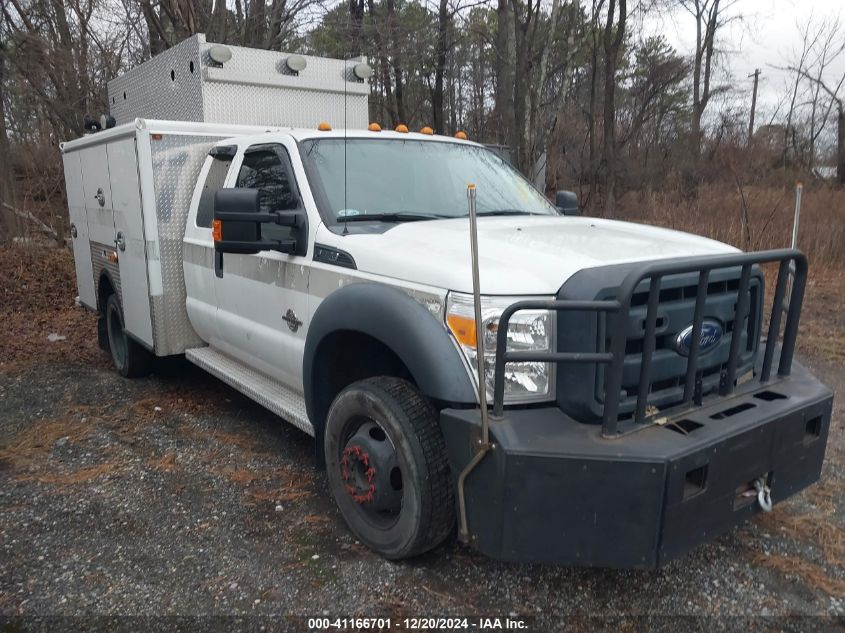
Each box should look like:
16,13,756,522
185,347,313,436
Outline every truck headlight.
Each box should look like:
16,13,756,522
445,292,555,404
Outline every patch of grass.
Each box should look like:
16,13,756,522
180,425,264,454
214,466,261,486
0,417,90,469
749,551,845,598
148,452,178,472
758,482,844,565
749,480,845,599
22,461,124,485
243,485,312,506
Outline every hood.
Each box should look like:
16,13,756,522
316,216,739,295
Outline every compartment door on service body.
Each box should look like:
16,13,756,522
62,151,97,308
79,144,116,254
108,137,153,347
213,142,310,390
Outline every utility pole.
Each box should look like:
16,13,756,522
748,69,761,144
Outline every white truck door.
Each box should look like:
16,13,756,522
213,141,310,389
108,138,154,346
79,145,116,250
62,151,97,308
183,148,236,346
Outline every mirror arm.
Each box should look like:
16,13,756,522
274,209,306,227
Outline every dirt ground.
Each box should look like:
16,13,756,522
0,246,843,631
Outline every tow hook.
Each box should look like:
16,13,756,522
754,477,773,512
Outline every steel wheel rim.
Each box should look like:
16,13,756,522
337,415,404,529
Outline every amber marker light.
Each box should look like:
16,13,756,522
212,219,222,241
454,131,468,140
317,122,332,131
368,122,382,132
447,314,477,348
420,126,434,135
395,124,409,133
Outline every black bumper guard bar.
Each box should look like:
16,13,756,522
491,249,807,437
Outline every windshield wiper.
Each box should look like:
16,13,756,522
476,209,539,216
335,212,448,223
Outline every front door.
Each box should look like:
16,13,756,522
213,141,311,390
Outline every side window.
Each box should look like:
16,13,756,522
235,146,300,241
196,154,233,228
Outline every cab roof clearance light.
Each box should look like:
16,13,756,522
317,122,332,131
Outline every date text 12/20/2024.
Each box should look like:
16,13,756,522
307,617,529,630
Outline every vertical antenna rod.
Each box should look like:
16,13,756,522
467,184,490,445
457,183,492,544
342,59,349,235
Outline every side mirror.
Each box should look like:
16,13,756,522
213,188,308,277
555,190,581,216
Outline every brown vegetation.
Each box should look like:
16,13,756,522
748,552,845,599
0,243,101,371
618,183,845,268
0,415,91,469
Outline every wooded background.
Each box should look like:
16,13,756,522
1,0,843,264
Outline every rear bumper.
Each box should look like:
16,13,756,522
440,359,832,568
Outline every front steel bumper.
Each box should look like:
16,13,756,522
440,359,832,568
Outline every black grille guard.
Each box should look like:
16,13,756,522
491,248,807,437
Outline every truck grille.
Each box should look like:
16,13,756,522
505,256,783,428
492,250,804,436
604,269,762,417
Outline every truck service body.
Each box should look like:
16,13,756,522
61,34,833,568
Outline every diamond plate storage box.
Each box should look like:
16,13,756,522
64,37,370,356
108,34,369,128
61,119,279,356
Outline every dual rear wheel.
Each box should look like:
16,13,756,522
104,293,153,378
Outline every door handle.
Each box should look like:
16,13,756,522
94,188,105,207
115,231,126,251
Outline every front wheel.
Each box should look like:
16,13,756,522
324,377,455,559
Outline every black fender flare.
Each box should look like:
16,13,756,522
303,283,476,435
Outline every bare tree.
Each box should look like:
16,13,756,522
678,0,739,165
0,42,19,241
781,16,821,166
599,0,626,215
788,66,845,183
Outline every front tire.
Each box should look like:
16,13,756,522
105,293,153,378
324,377,455,559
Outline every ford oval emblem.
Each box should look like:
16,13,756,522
674,319,723,356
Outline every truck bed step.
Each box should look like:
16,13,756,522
185,347,313,436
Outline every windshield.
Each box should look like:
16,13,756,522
300,138,558,223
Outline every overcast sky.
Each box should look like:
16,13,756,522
640,0,845,125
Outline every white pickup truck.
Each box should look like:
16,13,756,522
62,35,832,568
